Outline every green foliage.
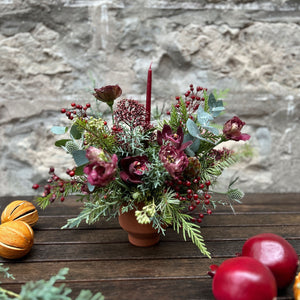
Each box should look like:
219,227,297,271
61,198,117,229
172,208,211,258
168,98,188,131
72,150,89,167
51,126,68,135
202,155,238,179
70,123,84,140
0,266,104,300
152,192,211,257
76,117,115,153
0,264,15,282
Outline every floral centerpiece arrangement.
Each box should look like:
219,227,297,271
33,67,250,257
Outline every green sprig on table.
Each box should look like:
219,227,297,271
0,264,104,300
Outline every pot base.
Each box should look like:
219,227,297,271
118,204,160,247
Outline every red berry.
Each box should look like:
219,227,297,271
195,199,200,205
207,209,212,215
193,194,199,200
188,205,195,211
185,181,191,187
69,170,75,177
197,218,202,223
199,213,204,219
204,193,211,199
32,184,39,190
86,103,91,108
61,108,66,113
205,180,211,186
60,196,65,202
44,184,51,190
71,102,76,107
53,175,59,181
204,199,210,205
199,183,205,189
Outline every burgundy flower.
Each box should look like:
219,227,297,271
159,144,189,179
157,125,192,151
120,156,149,184
223,116,251,141
157,125,184,149
84,147,118,187
93,85,122,107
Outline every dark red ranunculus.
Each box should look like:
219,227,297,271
119,155,149,184
159,144,189,179
93,85,122,107
223,116,251,141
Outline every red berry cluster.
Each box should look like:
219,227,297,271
61,102,91,120
166,177,213,223
174,84,207,113
32,167,78,202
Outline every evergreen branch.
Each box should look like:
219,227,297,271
172,210,211,258
62,200,117,229
154,194,211,257
202,155,238,180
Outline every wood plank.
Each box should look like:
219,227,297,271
34,212,300,230
0,278,294,300
31,224,300,244
0,239,299,263
1,193,299,217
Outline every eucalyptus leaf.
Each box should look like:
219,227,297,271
202,125,220,136
190,137,201,153
70,123,84,140
51,126,68,135
72,150,89,166
55,139,72,148
88,182,95,192
197,106,213,126
186,119,214,143
208,92,224,117
75,165,86,176
186,118,200,138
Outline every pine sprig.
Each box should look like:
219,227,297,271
202,155,238,180
168,98,189,131
61,200,117,229
154,193,211,257
172,210,211,258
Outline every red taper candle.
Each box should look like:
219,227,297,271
146,63,152,124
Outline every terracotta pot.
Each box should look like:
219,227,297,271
118,204,160,247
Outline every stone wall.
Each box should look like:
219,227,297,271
0,0,299,196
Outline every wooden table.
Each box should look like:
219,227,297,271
0,193,299,299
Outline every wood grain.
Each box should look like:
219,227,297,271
0,193,298,299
